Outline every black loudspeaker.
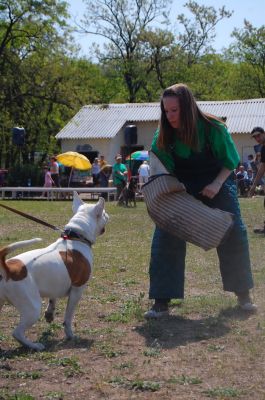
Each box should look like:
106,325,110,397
12,127,25,146
124,125,137,146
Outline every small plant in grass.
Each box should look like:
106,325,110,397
97,342,122,358
105,293,145,323
168,374,202,385
129,379,161,392
109,377,161,392
207,344,225,352
45,391,65,399
114,361,134,369
143,347,161,358
38,322,62,343
49,356,82,377
0,392,35,400
2,371,42,380
124,278,139,287
203,386,241,397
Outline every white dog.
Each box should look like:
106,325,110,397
0,192,108,351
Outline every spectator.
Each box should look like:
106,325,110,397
42,166,54,199
236,165,249,196
249,128,265,197
99,155,107,169
138,161,150,189
99,165,112,199
91,158,101,186
252,152,265,194
50,156,60,187
112,154,128,203
249,127,265,233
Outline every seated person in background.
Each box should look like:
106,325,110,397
236,165,249,196
247,168,253,184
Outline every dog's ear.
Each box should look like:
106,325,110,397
95,197,105,216
72,191,84,214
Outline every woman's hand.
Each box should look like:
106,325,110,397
200,181,222,199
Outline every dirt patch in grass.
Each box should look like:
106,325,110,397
1,199,265,399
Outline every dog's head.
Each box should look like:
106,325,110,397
64,192,109,244
129,177,137,191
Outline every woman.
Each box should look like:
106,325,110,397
50,156,60,187
145,83,256,319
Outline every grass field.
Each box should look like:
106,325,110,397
0,197,265,399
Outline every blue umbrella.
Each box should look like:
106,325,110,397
126,150,149,161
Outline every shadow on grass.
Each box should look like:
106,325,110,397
0,337,94,359
136,306,254,349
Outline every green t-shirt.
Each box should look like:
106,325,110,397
151,118,240,174
112,163,128,185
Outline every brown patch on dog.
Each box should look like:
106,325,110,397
0,247,27,281
5,259,27,281
59,249,91,287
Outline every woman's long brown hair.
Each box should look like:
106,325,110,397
157,83,225,151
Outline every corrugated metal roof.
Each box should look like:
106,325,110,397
56,99,265,139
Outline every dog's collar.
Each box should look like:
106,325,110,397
61,229,93,247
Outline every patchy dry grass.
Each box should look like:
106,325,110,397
0,196,265,399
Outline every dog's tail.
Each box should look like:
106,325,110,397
4,238,42,255
0,239,42,280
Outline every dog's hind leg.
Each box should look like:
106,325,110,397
63,286,84,339
12,295,44,351
44,299,56,323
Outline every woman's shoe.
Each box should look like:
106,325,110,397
144,299,170,319
236,291,257,312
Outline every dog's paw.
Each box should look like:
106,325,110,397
44,311,54,323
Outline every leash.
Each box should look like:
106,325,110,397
0,203,92,247
0,203,63,232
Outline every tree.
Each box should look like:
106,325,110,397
229,21,265,97
176,0,232,66
79,0,172,102
0,0,73,167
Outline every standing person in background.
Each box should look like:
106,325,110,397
138,161,150,190
249,128,265,196
250,151,265,195
144,83,256,319
99,155,107,169
50,156,60,187
91,157,101,186
112,154,128,204
249,127,265,234
42,166,54,199
99,165,112,199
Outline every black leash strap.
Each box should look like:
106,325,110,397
0,203,62,232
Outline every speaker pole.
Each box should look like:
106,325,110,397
129,145,132,180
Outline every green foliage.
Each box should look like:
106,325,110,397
7,163,42,186
0,0,264,171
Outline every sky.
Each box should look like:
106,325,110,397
67,0,265,57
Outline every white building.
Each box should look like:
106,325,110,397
56,99,265,165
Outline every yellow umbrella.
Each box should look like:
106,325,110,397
57,151,91,170
57,151,91,187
